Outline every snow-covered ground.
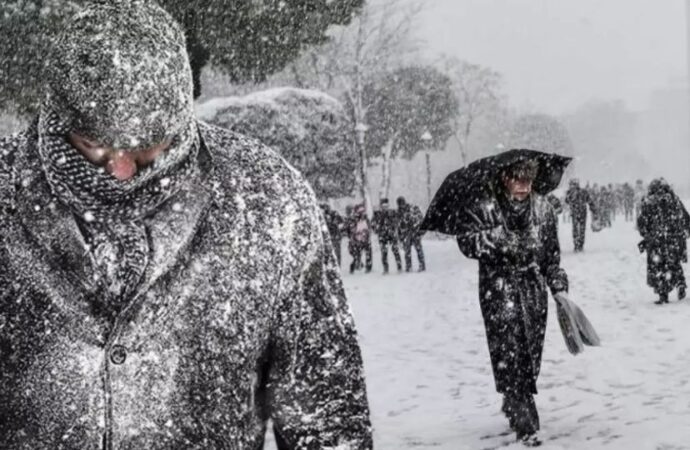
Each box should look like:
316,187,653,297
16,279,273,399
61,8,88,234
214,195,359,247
343,215,690,449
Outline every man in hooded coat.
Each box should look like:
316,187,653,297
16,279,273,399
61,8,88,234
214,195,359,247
456,159,568,446
637,179,690,304
565,179,595,252
0,2,372,449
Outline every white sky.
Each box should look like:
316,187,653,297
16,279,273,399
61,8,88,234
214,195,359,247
415,0,688,114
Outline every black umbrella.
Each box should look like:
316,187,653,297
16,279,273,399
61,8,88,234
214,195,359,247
421,149,572,235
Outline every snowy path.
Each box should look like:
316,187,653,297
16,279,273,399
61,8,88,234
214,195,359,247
343,218,690,449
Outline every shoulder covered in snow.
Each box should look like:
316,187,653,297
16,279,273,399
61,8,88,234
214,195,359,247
198,121,321,233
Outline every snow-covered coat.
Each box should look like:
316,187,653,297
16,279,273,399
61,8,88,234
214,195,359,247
0,122,372,449
637,183,690,294
456,188,568,395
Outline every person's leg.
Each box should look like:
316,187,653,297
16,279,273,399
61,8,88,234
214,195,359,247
571,214,580,251
415,236,425,271
350,243,361,273
673,260,686,300
391,240,402,271
380,239,390,273
364,241,373,272
403,238,412,271
334,237,342,267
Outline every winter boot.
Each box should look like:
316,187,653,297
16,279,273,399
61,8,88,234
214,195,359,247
501,396,516,431
518,432,542,447
654,292,669,305
511,394,540,445
679,286,686,300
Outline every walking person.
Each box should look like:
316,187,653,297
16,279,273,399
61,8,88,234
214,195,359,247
0,2,372,448
622,182,635,222
637,179,690,304
397,196,426,272
373,198,402,274
565,179,596,252
422,150,572,446
320,203,345,266
634,179,646,220
348,204,373,273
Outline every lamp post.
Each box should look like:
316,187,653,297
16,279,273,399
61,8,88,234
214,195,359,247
421,130,433,205
354,122,371,217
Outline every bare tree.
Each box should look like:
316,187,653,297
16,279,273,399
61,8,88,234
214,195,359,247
442,56,504,165
274,0,425,216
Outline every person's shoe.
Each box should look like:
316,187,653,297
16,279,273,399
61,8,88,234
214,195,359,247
654,293,669,305
382,268,389,275
679,286,686,300
418,267,426,272
518,432,542,447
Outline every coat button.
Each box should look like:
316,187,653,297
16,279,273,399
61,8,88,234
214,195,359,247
109,345,127,365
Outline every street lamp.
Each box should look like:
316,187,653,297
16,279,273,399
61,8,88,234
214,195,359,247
421,130,433,205
355,122,369,146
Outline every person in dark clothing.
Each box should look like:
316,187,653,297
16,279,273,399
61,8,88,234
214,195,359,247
397,196,426,272
320,203,345,266
372,198,402,274
622,182,635,222
348,204,373,273
637,179,690,304
0,2,372,448
600,186,614,227
456,159,568,447
565,179,596,252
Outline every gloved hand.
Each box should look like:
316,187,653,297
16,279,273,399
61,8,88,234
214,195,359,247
487,227,539,265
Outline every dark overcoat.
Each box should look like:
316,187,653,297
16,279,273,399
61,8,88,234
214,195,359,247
456,188,568,395
0,122,372,449
637,187,690,294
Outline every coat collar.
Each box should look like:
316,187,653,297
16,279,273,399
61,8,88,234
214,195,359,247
12,130,215,322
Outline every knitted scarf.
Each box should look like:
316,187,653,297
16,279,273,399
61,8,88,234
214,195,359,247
37,110,199,310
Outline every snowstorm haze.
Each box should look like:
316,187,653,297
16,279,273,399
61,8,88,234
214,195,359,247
409,0,690,191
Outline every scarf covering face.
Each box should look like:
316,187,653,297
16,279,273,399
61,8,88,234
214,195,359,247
36,0,198,310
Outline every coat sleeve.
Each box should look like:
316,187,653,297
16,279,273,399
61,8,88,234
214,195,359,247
267,191,372,449
636,202,649,238
541,207,568,294
455,205,507,261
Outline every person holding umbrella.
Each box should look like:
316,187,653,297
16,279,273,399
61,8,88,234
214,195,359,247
422,149,572,447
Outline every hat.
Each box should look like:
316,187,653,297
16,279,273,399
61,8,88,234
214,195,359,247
43,0,194,151
503,159,539,181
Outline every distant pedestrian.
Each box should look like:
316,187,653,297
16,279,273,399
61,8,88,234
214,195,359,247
320,203,345,266
348,204,373,273
565,179,596,252
397,196,426,272
373,198,402,274
637,179,690,304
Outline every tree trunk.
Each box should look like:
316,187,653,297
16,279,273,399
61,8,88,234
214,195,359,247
354,16,373,219
183,15,209,100
378,136,395,201
425,151,432,206
385,162,393,200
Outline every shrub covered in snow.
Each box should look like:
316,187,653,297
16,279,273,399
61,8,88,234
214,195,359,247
197,87,356,199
